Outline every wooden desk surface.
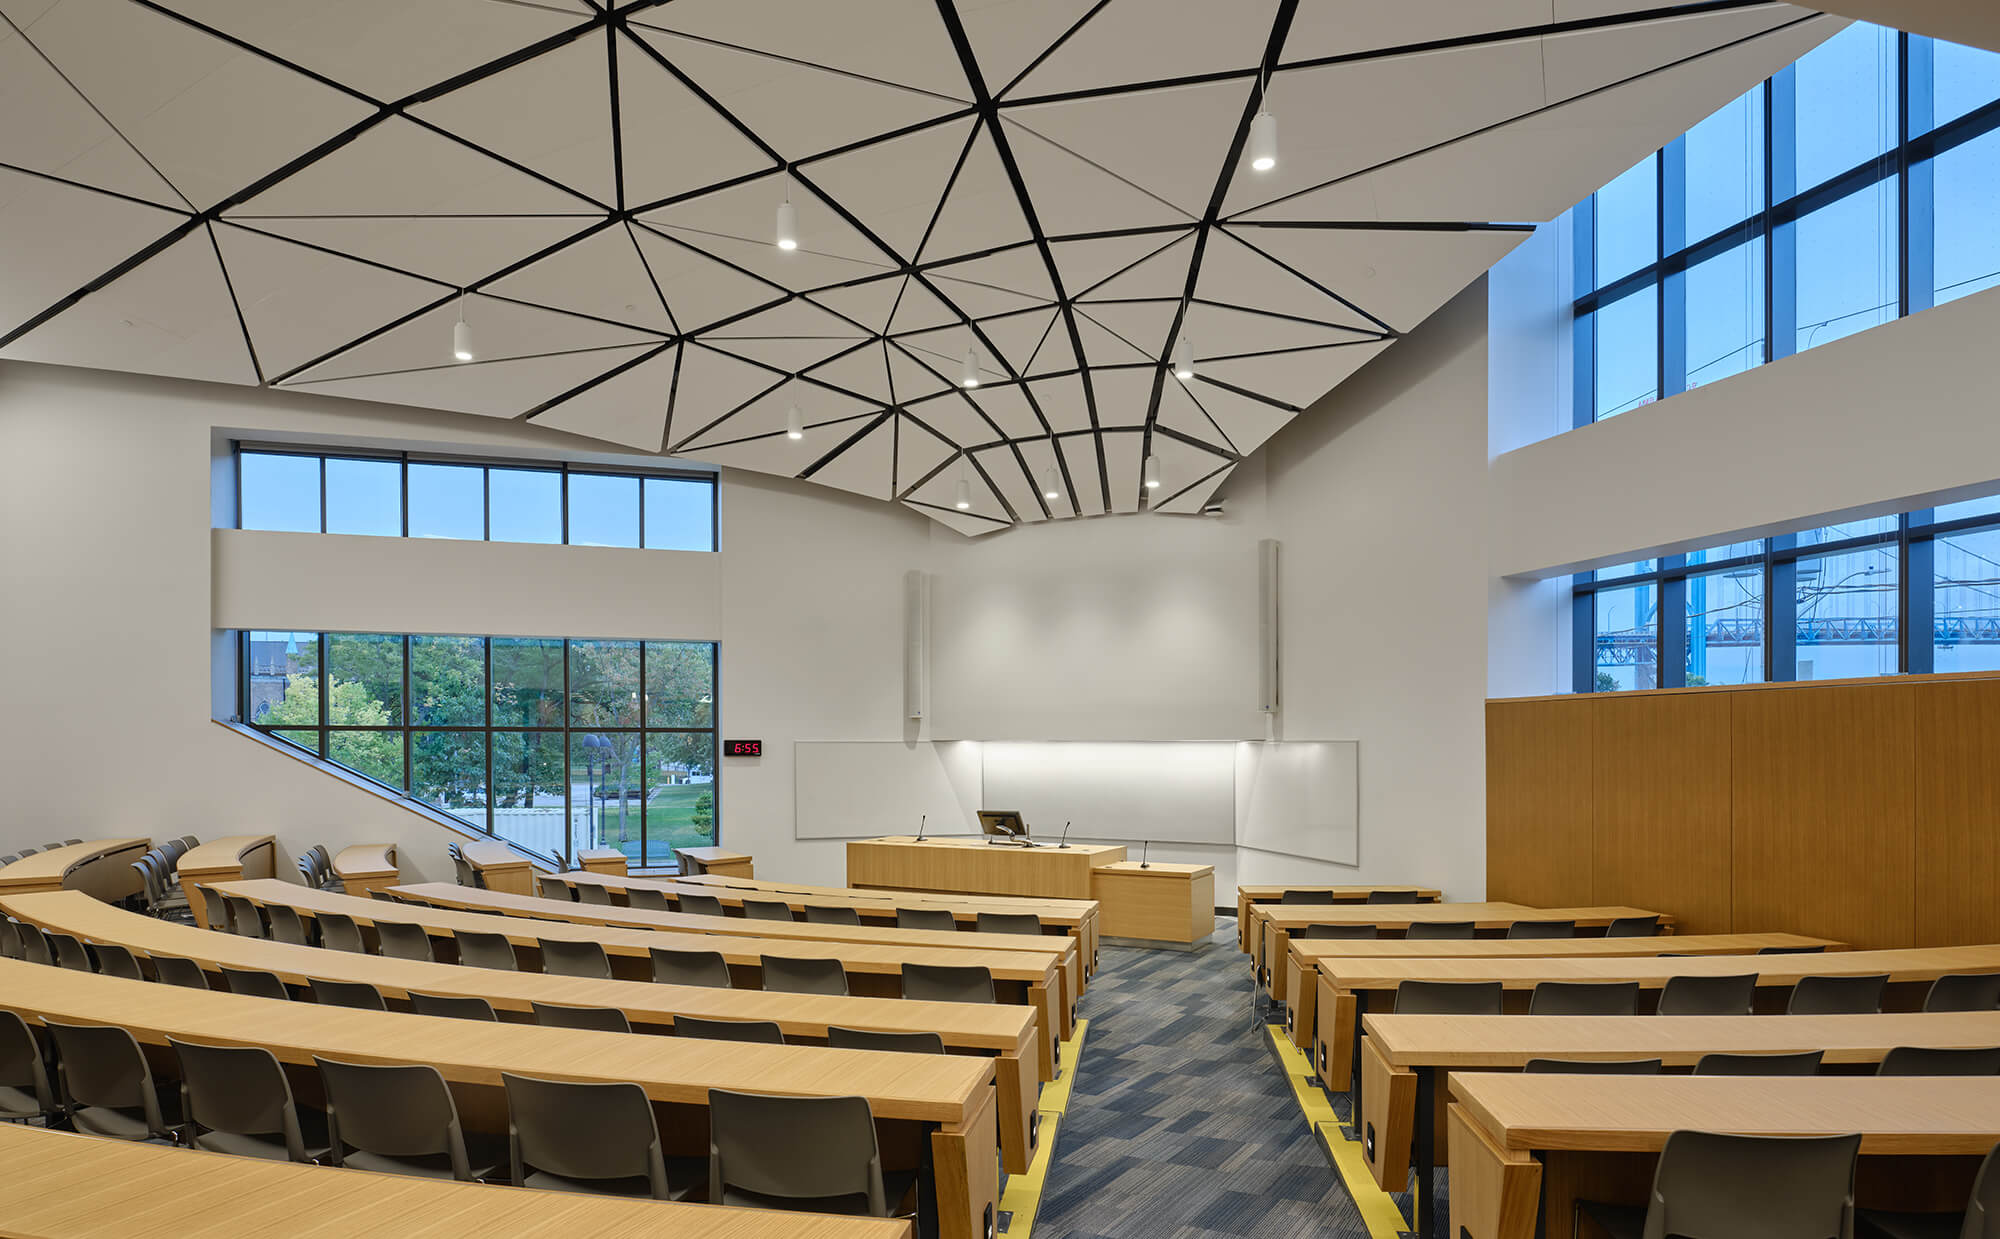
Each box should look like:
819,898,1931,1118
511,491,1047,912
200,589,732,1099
0,1123,913,1239
1321,943,2000,991
1293,932,1838,965
178,834,276,874
1094,861,1212,878
1454,1073,2000,1156
460,839,532,869
1261,902,1660,929
0,838,148,892
331,843,397,880
678,873,1098,919
1239,884,1443,901
676,846,752,865
864,837,1125,861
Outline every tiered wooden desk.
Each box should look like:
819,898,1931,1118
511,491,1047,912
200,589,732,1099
577,847,629,877
460,839,536,894
1287,931,1839,1068
177,834,275,929
0,837,148,901
1089,862,1214,949
675,846,755,878
1366,1010,2000,1237
330,844,398,898
0,957,998,1239
1,890,1042,1174
401,881,1084,1040
1257,903,1674,1002
0,1124,913,1238
848,836,1124,901
218,880,1066,1080
1449,1075,2000,1239
1235,885,1442,952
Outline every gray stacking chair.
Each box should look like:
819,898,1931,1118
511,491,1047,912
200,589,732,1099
1856,1139,2000,1239
1876,1047,2000,1077
895,907,956,932
1789,973,1888,1015
151,955,210,989
576,882,613,907
901,962,995,1004
829,1027,945,1055
1695,1050,1825,1076
676,1015,784,1045
317,1057,500,1182
1926,974,2000,1013
1530,980,1641,1015
45,931,95,973
743,899,796,923
311,978,388,1011
1368,890,1423,904
1657,973,1758,1015
1394,980,1504,1014
221,966,291,1001
976,912,1042,936
192,887,228,932
45,1020,175,1141
170,1037,328,1163
1507,919,1577,939
0,1010,56,1123
708,1089,915,1218
539,938,612,980
1281,890,1336,904
531,1002,631,1034
87,942,146,982
805,905,862,926
1761,945,1829,954
221,894,267,939
0,918,20,960
1404,921,1477,940
762,956,848,996
409,992,498,1022
375,920,435,962
453,930,518,971
265,904,314,947
651,947,733,988
317,912,368,954
677,893,726,918
449,845,482,889
1575,1129,1859,1239
503,1073,702,1199
1298,924,1378,940
627,887,673,913
62,838,82,846
1606,916,1661,937
1524,1058,1663,1074
15,921,52,966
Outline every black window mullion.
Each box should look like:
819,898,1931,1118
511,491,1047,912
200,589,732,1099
637,640,648,870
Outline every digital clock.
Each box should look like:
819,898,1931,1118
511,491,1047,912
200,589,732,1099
723,739,763,758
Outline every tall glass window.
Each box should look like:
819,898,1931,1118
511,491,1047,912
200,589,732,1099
1593,583,1659,691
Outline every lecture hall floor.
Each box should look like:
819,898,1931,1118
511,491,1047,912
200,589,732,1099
1037,919,1369,1239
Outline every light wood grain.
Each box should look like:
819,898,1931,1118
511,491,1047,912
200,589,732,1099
331,844,399,898
1235,885,1442,952
459,839,537,895
576,848,628,877
178,835,275,927
848,837,1124,901
1089,863,1214,944
676,846,754,878
1592,692,1734,935
1916,677,2000,947
1447,1103,1542,1239
1486,697,1593,908
1361,1036,1416,1189
0,838,148,899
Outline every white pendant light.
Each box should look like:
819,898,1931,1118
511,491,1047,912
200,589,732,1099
785,403,804,440
954,478,973,510
452,290,474,362
1143,454,1161,490
775,175,798,251
1173,334,1195,381
1041,467,1060,502
1248,71,1277,173
960,345,981,389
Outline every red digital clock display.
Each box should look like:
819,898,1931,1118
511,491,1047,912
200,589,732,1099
724,739,763,758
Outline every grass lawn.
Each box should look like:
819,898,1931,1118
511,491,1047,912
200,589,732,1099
587,783,717,858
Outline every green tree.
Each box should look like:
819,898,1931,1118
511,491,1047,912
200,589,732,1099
1594,671,1621,692
690,792,714,830
261,674,401,778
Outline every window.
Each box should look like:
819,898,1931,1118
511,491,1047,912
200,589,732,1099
1933,526,2000,673
1793,543,1899,680
1593,582,1659,691
1566,26,2000,427
1686,567,1765,686
244,632,719,868
237,447,716,550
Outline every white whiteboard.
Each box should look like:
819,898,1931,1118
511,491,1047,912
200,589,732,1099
1234,741,1359,866
793,741,982,840
981,742,1235,845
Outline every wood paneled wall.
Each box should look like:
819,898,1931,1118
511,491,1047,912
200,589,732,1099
1487,672,2000,949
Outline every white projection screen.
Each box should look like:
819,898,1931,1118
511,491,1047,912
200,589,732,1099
980,742,1236,845
1233,741,1360,865
793,741,983,840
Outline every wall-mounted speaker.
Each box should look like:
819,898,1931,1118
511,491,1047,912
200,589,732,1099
904,569,930,720
1259,539,1280,713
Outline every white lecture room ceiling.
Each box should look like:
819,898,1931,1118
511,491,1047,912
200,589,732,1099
0,0,1843,534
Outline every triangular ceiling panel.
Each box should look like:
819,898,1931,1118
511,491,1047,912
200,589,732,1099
642,173,897,290
895,412,957,493
1102,428,1147,513
288,342,657,419
911,500,1012,537
0,167,186,338
1185,379,1295,455
615,34,777,209
1027,373,1094,433
957,0,1099,99
1198,340,1393,409
530,345,679,451
0,225,257,386
917,128,1034,264
907,458,1010,525
928,244,1057,303
886,339,958,403
412,35,617,208
972,444,1049,522
902,388,1002,447
1073,231,1197,301
1082,363,1162,428
801,117,974,263
285,294,660,385
1182,301,1376,355
805,413,897,501
1073,302,1172,367
1012,436,1076,519
931,273,1050,321
678,378,881,450
1151,461,1236,514
998,117,1192,236
1153,371,1238,453
803,341,896,404
704,296,869,369
1147,431,1235,501
486,224,676,334
0,16,186,207
1225,224,1531,333
630,0,974,101
963,379,1048,439
1009,78,1252,217
231,215,597,291
1192,227,1382,331
897,325,1008,385
666,343,785,446
668,433,822,477
1012,0,1280,99
1281,0,1549,62
886,278,961,335
1048,230,1193,298
1024,315,1080,377
973,306,1060,375
805,275,908,334
628,226,787,333
1056,433,1106,515
1543,8,1801,103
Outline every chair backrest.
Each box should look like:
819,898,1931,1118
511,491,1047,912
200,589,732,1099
531,1002,631,1034
265,904,314,947
1367,890,1422,904
15,921,52,966
976,912,1042,936
744,898,798,923
829,1026,945,1055
1926,973,2000,1013
1876,1046,2000,1076
1965,1141,2000,1239
902,962,995,1004
87,942,146,982
170,1037,308,1161
151,955,210,989
1394,980,1504,1015
193,887,228,931
375,920,435,962
222,966,291,1001
1281,890,1336,905
627,887,673,913
131,860,162,907
0,918,20,961
316,1057,475,1179
676,1015,785,1044
677,893,726,918
651,947,733,988
316,912,367,954
451,852,481,889
1530,980,1641,1016
1506,919,1577,940
1404,921,1477,940
0,1010,54,1120
311,977,387,1012
1524,1057,1664,1074
1695,1050,1825,1076
576,882,614,906
708,1089,886,1215
1639,1129,1858,1239
46,931,95,973
295,858,319,888
1760,945,1829,955
805,905,862,926
1298,924,1378,940
409,992,498,1021
46,1020,166,1139
895,907,956,932
1606,916,1661,937
539,938,612,979
221,894,268,939
14,846,37,858
536,877,574,901
503,1073,669,1196
452,930,518,971
1657,972,1758,1015
762,956,848,996
1788,973,1888,1015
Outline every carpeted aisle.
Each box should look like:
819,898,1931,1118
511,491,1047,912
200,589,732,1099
1032,920,1373,1239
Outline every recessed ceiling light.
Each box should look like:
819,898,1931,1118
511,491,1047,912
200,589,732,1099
785,403,804,440
961,345,981,389
452,291,474,362
954,478,973,510
1174,335,1195,381
1143,455,1161,490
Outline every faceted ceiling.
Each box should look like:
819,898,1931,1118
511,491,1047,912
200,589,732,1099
0,0,1841,533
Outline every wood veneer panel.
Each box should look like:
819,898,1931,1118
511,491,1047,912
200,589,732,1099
1730,683,1917,949
1486,698,1593,907
1591,692,1733,935
1915,677,2000,946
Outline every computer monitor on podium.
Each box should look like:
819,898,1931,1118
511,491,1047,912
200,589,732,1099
978,810,1028,840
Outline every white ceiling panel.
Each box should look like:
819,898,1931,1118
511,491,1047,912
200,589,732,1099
973,306,1059,375
1192,227,1383,331
666,343,785,445
929,243,1057,302
895,412,957,492
803,118,974,263
1073,302,1174,367
1223,224,1529,332
999,117,1194,236
1541,5,1800,105
0,19,186,206
1150,459,1236,514
1012,0,1279,99
957,0,1099,98
1153,370,1237,453
1056,432,1106,515
804,341,896,404
413,36,616,208
615,34,777,208
1028,372,1094,434
1146,432,1235,508
907,456,1010,524
931,273,1049,321
1198,340,1392,409
679,378,881,450
1074,231,1197,301
288,294,661,384
918,129,1034,264
1182,301,1376,356
644,171,897,287
1280,0,1549,62
1011,435,1077,519
0,168,185,337
628,226,787,333
886,278,962,335
1048,229,1192,298
631,0,974,101
808,413,898,501
897,325,1010,386
233,215,597,290
972,443,1049,521
486,223,675,333
805,275,908,334
901,388,999,447
1183,378,1292,455
288,342,655,419
887,341,958,402
1102,427,1146,513
1082,363,1164,428
963,378,1048,439
1009,78,1252,217
529,344,678,451
911,500,1011,537
1024,314,1079,377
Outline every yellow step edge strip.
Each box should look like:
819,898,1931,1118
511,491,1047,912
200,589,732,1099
999,1017,1091,1239
1265,1025,1411,1239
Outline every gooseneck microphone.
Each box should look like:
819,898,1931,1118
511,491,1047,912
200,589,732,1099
1057,820,1072,849
915,814,927,842
1139,840,1151,869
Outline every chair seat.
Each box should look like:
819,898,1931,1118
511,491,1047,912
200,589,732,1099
71,1105,160,1142
1856,1210,1967,1239
0,1084,45,1121
342,1149,502,1183
525,1156,705,1201
1577,1199,1646,1239
195,1129,333,1164
721,1168,922,1219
